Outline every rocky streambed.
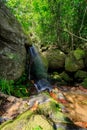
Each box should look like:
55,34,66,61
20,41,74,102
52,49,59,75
0,85,87,130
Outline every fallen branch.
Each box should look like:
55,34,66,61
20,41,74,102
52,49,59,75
64,28,87,42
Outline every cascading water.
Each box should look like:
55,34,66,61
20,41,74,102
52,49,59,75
28,45,52,92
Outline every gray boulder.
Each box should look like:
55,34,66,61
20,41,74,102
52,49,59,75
0,2,29,80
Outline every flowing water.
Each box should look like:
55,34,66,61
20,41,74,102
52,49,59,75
28,45,52,92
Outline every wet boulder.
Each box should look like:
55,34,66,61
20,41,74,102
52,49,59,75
0,2,30,80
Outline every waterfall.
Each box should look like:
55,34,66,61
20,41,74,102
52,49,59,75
28,45,52,92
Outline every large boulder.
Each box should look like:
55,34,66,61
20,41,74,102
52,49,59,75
42,49,66,70
65,49,85,72
0,2,30,80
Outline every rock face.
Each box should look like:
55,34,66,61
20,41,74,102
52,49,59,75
0,2,29,80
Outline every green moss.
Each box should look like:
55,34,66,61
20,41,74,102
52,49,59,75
50,72,62,82
65,51,84,72
39,99,71,126
60,72,72,82
75,70,87,80
0,110,33,130
32,125,42,130
73,49,85,60
25,114,53,130
5,52,18,60
65,56,78,72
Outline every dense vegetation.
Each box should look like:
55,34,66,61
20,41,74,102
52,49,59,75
5,0,87,49
0,74,33,97
0,2,87,129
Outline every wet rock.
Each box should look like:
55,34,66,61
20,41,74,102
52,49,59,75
27,93,51,107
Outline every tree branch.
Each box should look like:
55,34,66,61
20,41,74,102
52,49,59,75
63,28,87,42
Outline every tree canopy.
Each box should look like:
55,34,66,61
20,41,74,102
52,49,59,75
5,0,87,49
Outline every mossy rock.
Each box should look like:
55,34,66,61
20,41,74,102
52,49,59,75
65,51,84,72
50,72,68,85
50,72,62,81
60,72,72,82
38,98,69,124
0,99,58,130
0,2,28,80
73,49,85,60
0,108,53,130
24,114,53,130
65,56,78,72
74,70,87,80
0,110,33,130
81,78,87,88
46,49,66,69
38,99,74,130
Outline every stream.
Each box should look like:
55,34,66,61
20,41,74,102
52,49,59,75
0,85,87,129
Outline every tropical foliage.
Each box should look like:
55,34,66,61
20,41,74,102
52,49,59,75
5,0,87,48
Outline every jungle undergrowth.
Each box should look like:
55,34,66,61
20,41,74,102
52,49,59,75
0,73,32,98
